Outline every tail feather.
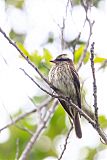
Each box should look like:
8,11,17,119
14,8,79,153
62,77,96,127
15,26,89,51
74,113,82,138
59,99,82,138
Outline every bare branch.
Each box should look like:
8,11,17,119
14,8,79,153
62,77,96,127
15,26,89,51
0,97,53,132
20,68,67,99
90,42,98,125
15,125,34,135
15,139,19,160
58,126,73,160
20,68,55,97
77,1,94,71
57,0,72,50
19,100,58,160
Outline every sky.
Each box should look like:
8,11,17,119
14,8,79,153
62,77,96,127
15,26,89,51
0,0,107,159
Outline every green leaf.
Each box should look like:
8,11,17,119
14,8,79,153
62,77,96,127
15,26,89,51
45,104,67,139
16,42,30,57
99,115,107,129
30,95,49,104
16,45,52,74
74,45,84,64
85,147,97,160
6,0,24,8
74,45,90,64
30,49,52,74
30,51,42,66
94,56,106,63
30,135,57,160
9,30,25,43
43,48,52,63
83,52,90,64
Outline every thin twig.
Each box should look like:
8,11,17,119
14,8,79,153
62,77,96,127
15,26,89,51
77,1,94,71
57,0,71,50
15,125,34,135
61,18,65,50
20,68,56,97
15,139,19,160
90,42,98,125
20,68,66,99
58,126,73,160
0,97,53,132
19,100,58,160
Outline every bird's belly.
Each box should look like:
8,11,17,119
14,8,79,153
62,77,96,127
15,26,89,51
54,77,76,97
50,68,76,98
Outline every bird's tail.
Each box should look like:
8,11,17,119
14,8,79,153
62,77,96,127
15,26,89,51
58,99,82,138
74,112,82,138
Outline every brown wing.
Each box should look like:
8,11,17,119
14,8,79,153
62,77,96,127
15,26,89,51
69,62,82,138
59,99,74,120
69,63,81,109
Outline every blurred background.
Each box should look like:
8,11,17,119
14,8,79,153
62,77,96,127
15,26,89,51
0,0,107,159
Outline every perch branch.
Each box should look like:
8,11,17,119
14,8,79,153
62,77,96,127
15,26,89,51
90,42,98,125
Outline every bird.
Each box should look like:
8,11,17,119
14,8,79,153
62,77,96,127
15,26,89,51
48,54,82,138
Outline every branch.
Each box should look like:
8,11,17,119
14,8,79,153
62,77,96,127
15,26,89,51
90,42,98,125
20,68,68,100
77,1,94,71
20,68,57,97
19,100,58,160
14,125,34,135
15,139,19,160
0,97,53,132
58,126,73,160
68,99,107,144
56,0,72,50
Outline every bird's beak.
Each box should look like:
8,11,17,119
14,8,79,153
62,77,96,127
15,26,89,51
50,60,55,63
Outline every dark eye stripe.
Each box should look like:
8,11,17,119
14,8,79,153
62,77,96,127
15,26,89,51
56,58,70,61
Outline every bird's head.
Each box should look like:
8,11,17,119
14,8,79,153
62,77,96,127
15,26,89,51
50,54,71,64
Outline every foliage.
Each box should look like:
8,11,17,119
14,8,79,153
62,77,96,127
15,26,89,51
17,42,52,75
0,106,67,160
74,45,90,64
99,115,107,129
9,30,25,44
5,0,24,8
82,143,106,160
45,104,67,140
0,118,33,160
74,45,107,69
